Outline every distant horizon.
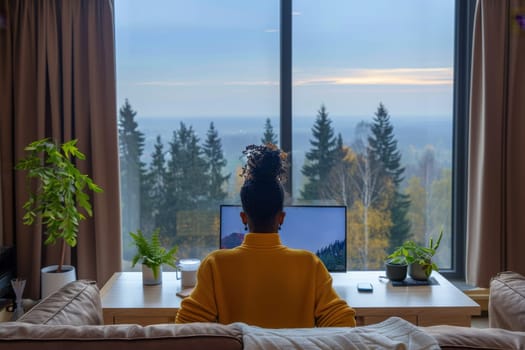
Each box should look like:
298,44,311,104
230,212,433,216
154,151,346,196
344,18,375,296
133,113,452,121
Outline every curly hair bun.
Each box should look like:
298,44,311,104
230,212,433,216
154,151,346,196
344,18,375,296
241,144,287,183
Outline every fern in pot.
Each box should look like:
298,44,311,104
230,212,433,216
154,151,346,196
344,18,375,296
129,228,178,285
15,138,103,297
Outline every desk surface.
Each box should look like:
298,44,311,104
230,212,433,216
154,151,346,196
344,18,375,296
332,271,480,310
101,272,183,309
101,271,480,326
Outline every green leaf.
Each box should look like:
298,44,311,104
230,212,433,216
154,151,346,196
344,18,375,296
129,228,178,270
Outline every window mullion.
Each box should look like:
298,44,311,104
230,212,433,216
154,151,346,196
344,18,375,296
280,0,292,196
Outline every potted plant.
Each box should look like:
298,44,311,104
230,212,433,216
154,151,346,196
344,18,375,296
129,228,178,285
387,229,443,281
384,255,408,282
15,138,103,297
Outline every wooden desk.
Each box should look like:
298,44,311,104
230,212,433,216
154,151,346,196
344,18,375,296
101,271,480,326
331,271,481,326
100,272,182,325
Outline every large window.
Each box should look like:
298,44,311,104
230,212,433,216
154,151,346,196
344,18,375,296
116,0,469,274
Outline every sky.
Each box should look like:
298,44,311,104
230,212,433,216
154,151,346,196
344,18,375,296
115,0,455,119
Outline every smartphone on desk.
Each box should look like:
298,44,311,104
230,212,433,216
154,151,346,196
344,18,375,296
357,282,373,293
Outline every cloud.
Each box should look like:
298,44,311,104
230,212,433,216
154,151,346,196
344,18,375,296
295,67,452,86
135,81,199,87
223,81,278,86
264,28,279,33
292,11,302,16
133,68,450,89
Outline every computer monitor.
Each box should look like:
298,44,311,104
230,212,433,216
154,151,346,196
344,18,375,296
219,205,347,272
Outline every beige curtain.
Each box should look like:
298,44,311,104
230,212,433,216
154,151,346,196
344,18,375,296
467,0,525,287
0,0,121,298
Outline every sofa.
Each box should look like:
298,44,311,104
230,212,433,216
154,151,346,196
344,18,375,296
0,272,524,350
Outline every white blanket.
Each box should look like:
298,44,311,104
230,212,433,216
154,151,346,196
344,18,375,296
239,317,440,350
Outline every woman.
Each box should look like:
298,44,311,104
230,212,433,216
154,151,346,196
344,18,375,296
175,144,356,328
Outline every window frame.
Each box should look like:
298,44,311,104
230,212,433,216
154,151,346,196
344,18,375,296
117,0,476,276
445,0,476,279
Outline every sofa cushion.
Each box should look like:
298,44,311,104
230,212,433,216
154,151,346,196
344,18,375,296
424,325,525,350
489,271,525,331
17,280,103,326
0,322,243,350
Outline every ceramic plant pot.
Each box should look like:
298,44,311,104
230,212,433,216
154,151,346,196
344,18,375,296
142,264,162,285
41,265,76,298
409,261,431,281
385,261,408,282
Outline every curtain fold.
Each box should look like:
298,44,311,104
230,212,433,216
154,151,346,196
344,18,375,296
0,0,121,298
467,0,525,287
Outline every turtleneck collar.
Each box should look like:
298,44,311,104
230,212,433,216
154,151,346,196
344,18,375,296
241,233,283,249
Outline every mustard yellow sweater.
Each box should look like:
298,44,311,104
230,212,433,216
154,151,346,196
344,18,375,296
175,233,356,328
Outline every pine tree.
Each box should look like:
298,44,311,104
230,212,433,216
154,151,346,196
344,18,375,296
301,104,338,200
368,103,404,185
144,135,168,234
261,117,278,145
368,103,411,252
166,122,209,211
118,99,146,241
203,122,230,204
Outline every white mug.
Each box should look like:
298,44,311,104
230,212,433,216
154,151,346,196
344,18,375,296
176,258,200,288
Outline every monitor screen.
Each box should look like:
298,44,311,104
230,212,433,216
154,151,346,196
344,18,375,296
219,205,347,272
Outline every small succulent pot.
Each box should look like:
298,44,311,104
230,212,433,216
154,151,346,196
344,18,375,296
385,260,408,282
409,261,430,281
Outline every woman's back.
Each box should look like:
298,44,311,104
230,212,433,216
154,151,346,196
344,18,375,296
176,233,355,327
